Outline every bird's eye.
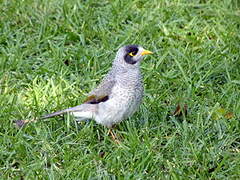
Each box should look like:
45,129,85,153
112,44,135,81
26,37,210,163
128,51,137,57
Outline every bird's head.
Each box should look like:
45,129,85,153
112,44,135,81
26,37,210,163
113,45,153,68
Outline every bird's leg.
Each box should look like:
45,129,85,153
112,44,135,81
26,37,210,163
108,128,121,144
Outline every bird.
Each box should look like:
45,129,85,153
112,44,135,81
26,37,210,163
15,45,153,140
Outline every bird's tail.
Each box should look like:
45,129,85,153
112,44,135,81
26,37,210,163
15,104,96,128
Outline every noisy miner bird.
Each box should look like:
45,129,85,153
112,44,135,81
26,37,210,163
15,45,153,140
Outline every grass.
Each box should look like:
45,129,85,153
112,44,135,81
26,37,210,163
0,0,240,179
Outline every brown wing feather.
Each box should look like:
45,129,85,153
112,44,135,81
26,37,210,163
83,95,109,104
83,95,97,103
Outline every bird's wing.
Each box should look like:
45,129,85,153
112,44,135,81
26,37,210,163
44,73,116,117
86,71,116,102
83,95,109,104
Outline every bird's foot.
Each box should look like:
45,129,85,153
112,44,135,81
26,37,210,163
108,129,121,144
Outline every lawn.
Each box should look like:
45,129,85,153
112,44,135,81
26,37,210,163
0,0,240,179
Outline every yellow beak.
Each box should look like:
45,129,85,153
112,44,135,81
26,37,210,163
141,49,153,56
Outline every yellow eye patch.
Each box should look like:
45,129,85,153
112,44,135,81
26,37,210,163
128,52,136,56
